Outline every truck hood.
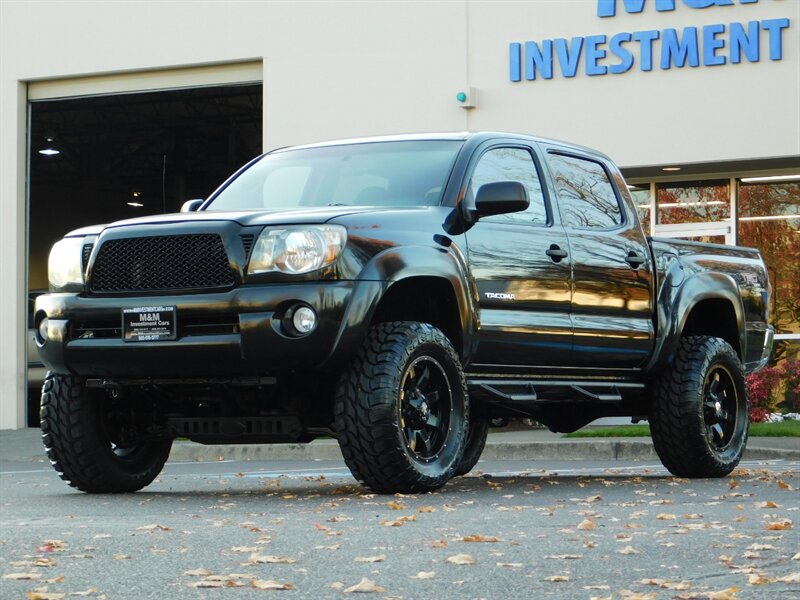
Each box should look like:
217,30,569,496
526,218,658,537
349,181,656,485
66,206,409,237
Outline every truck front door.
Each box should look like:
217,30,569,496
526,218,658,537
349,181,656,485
465,143,573,372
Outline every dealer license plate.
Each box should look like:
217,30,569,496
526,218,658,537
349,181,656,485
122,306,177,342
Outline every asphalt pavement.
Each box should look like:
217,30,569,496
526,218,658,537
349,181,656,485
1,455,798,599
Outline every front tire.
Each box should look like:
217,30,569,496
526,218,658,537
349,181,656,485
649,336,749,478
40,373,172,493
454,418,489,476
334,322,469,493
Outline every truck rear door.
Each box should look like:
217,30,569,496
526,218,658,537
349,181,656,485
540,146,655,369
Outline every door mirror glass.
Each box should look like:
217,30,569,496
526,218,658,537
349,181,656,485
180,199,204,213
475,181,529,218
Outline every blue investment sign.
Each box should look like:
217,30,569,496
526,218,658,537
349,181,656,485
509,0,791,81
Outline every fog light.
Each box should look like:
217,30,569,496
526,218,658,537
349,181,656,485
292,306,317,335
38,318,49,343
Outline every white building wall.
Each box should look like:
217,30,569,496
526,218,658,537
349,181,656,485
1,0,798,428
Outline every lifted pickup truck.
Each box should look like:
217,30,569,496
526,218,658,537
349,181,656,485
35,132,774,494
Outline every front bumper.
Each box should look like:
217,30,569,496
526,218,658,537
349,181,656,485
34,281,377,379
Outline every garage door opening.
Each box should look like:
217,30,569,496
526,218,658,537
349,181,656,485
26,82,263,425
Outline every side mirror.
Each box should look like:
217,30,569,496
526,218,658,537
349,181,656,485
474,181,529,219
180,199,204,213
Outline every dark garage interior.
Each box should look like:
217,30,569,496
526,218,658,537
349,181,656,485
28,83,263,291
26,83,262,425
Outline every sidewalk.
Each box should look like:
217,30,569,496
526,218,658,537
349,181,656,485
2,426,797,464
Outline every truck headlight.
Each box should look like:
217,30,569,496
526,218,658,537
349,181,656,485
247,226,346,275
48,237,86,290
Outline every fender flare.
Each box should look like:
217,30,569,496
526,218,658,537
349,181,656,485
322,245,476,367
645,270,746,374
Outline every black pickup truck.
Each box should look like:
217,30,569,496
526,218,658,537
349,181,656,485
35,132,774,494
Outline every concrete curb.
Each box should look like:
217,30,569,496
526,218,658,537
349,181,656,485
167,438,800,463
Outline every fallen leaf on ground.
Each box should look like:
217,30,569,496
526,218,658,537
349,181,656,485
26,593,65,600
326,516,353,523
545,554,582,560
544,575,569,582
792,552,800,561
446,554,476,565
496,562,523,568
247,554,296,564
777,480,793,490
354,555,385,563
92,534,112,540
754,501,780,509
747,544,775,551
418,506,436,513
656,513,677,520
136,524,171,532
747,573,771,585
462,535,499,543
431,539,447,548
343,577,385,593
68,590,97,597
329,582,345,589
3,573,41,580
38,540,67,553
765,519,793,531
188,580,229,588
676,587,739,600
618,591,657,600
410,571,435,579
184,568,213,576
617,545,639,555
775,572,800,583
386,501,405,510
231,546,258,553
113,554,131,560
251,580,294,590
577,518,597,530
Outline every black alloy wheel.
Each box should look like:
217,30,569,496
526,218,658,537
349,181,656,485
399,356,453,463
702,365,739,450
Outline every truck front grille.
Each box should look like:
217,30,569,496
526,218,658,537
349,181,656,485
90,234,234,293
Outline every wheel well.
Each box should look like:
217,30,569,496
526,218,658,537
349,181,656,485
682,299,741,358
371,277,462,354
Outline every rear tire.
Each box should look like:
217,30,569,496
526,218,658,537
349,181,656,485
334,322,468,493
649,336,749,478
40,373,172,493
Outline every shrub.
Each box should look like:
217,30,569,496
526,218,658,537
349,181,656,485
745,359,800,421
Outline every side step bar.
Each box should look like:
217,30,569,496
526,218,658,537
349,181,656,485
468,379,646,404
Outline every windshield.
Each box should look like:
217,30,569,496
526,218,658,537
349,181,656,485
206,140,463,211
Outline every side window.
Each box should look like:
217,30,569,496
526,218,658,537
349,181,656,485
548,153,622,229
469,147,547,225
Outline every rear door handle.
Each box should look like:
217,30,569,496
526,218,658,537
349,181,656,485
624,251,646,268
545,244,568,262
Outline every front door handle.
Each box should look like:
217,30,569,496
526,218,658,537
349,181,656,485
545,244,568,262
624,251,646,268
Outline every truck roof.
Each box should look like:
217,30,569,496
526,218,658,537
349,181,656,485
273,131,613,162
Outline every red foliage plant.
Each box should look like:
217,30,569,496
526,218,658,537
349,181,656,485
746,359,800,421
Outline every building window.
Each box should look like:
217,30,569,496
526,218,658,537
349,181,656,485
738,181,800,339
656,180,729,225
628,184,651,235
